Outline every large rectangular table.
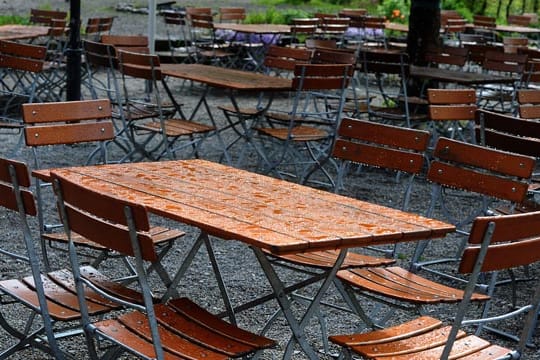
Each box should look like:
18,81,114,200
47,159,455,359
161,63,292,165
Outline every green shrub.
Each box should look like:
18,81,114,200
0,15,29,25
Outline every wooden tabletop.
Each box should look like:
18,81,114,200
410,65,517,85
161,63,292,91
48,159,454,255
0,24,49,41
214,23,291,34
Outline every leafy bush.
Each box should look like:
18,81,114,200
377,0,408,23
246,8,310,24
0,15,29,25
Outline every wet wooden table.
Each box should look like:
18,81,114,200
47,159,455,359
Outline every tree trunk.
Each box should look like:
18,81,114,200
506,0,514,18
406,0,441,97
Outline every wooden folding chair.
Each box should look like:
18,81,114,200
254,63,352,185
84,16,114,41
0,157,133,359
360,48,428,128
411,137,535,283
0,41,49,142
476,50,528,112
330,211,540,359
475,108,540,212
22,99,184,290
187,12,237,67
426,88,477,142
51,171,276,360
117,50,215,161
100,34,150,54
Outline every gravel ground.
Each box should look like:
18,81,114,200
0,1,539,359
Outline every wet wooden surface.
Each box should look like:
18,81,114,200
161,63,292,91
0,24,49,41
410,65,516,85
49,159,454,255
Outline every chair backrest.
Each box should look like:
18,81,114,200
427,137,534,204
0,158,36,220
218,7,246,23
482,50,528,75
440,211,540,359
85,17,114,39
117,49,162,81
22,99,115,148
475,108,540,159
291,63,351,91
507,14,532,27
100,34,149,53
29,8,67,26
338,8,367,18
503,36,528,54
83,39,118,70
318,17,350,40
333,117,430,176
52,173,155,261
427,88,477,121
473,14,496,28
290,18,319,42
517,88,540,119
305,38,337,50
262,45,311,73
0,40,46,73
424,45,469,68
311,47,357,66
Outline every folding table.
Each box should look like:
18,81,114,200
161,63,292,165
47,159,455,359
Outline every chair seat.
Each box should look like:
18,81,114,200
93,297,275,359
329,316,512,359
266,249,395,269
255,125,329,141
218,104,264,117
337,266,490,304
0,267,125,322
43,226,184,250
135,118,215,137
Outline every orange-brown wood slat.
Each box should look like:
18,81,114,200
375,335,492,360
21,99,111,123
333,139,426,174
24,122,115,146
47,269,119,308
429,105,477,121
169,297,275,348
271,249,394,269
116,311,232,359
329,316,442,346
460,237,540,273
338,118,430,151
351,326,466,358
428,161,529,203
95,318,210,360
433,138,535,179
79,266,146,305
0,279,80,321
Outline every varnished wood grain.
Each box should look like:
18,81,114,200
49,159,454,254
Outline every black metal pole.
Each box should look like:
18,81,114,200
66,0,81,101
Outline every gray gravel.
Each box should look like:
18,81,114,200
0,1,539,359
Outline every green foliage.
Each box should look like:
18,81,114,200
377,0,408,23
0,15,29,25
246,8,310,24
